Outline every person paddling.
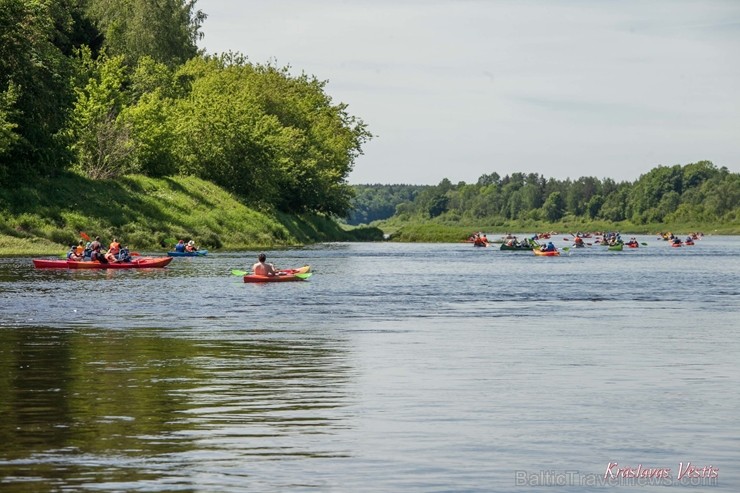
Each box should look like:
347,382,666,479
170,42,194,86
252,253,278,277
90,244,108,263
67,244,82,261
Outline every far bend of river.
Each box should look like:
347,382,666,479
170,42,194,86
0,236,738,492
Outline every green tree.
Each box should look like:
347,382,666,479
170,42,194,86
86,0,206,66
0,0,81,182
0,83,20,158
586,194,604,219
121,57,182,176
542,191,564,222
65,50,134,179
628,165,683,221
682,160,717,189
171,55,370,215
427,194,449,218
600,187,629,221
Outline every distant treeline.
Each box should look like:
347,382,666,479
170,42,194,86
0,0,370,217
349,161,739,226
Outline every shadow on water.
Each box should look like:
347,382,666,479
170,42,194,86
0,325,354,491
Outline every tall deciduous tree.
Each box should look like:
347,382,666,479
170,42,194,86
0,0,85,183
65,50,134,179
542,191,564,222
86,0,205,66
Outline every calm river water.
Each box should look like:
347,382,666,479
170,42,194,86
1,236,738,492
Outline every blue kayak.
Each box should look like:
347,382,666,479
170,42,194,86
167,250,208,257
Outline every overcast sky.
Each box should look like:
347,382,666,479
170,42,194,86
198,0,739,185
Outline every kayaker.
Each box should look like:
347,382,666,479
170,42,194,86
67,244,82,261
89,236,102,252
252,253,278,276
83,240,92,259
174,240,186,252
185,240,198,252
543,241,556,252
90,244,108,263
108,238,121,257
104,250,118,263
75,240,85,257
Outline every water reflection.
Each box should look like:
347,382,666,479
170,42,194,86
0,326,353,491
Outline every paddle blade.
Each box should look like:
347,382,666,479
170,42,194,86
231,269,248,276
562,247,570,252
641,242,648,246
80,231,90,241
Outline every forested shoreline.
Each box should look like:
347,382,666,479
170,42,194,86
349,161,740,236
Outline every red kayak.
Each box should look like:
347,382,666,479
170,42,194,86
33,257,173,269
244,266,311,283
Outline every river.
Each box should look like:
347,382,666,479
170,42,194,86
1,235,738,492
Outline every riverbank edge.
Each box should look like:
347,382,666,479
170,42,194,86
0,173,383,256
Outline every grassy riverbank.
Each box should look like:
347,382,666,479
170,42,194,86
378,217,740,242
0,173,382,256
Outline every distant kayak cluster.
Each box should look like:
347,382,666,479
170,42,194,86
658,231,703,247
466,230,703,256
32,232,312,283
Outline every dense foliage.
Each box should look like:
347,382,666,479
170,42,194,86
347,184,430,225
356,161,739,227
0,0,370,218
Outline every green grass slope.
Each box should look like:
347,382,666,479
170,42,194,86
0,173,382,256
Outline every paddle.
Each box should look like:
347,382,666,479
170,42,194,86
80,231,91,241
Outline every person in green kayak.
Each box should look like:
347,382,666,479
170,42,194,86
252,253,278,276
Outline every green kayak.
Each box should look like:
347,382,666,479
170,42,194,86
500,243,533,251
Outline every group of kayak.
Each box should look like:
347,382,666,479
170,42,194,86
657,232,700,247
32,234,312,282
468,230,705,256
467,231,559,247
